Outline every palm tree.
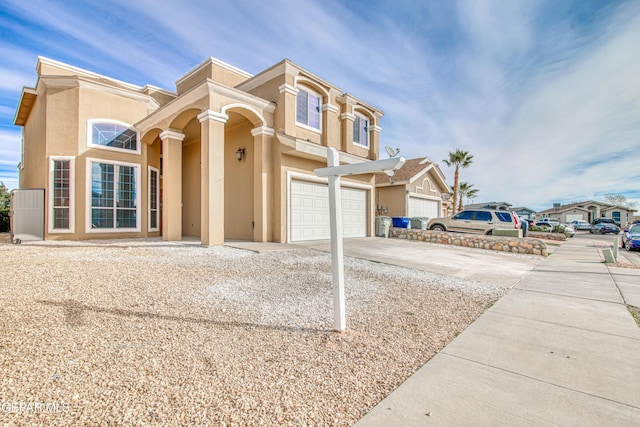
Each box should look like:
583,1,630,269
457,182,479,211
443,149,474,214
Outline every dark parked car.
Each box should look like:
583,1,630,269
590,223,620,234
621,224,640,251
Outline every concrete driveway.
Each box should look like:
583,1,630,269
295,237,546,288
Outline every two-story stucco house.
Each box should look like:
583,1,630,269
14,56,385,244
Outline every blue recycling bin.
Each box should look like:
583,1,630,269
392,217,410,228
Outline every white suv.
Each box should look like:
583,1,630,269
537,218,560,226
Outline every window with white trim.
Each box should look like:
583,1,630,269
296,87,321,130
148,167,159,231
88,119,138,153
353,113,369,148
50,158,73,232
90,160,139,230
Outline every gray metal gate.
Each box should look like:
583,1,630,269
10,188,45,241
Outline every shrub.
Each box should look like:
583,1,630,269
0,207,9,233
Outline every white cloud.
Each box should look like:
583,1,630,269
0,0,638,211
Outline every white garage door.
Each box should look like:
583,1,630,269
408,197,440,218
290,180,367,242
565,214,583,222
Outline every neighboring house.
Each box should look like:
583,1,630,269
537,201,637,225
374,158,451,219
511,207,537,220
464,201,513,211
14,56,385,244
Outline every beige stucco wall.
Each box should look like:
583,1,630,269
182,137,202,237
224,119,255,241
407,172,442,196
176,60,250,95
19,91,47,190
376,186,407,217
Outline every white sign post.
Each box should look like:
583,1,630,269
315,147,405,331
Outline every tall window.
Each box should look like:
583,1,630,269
88,120,138,153
296,88,321,130
50,158,73,231
353,114,369,147
149,167,159,231
90,160,139,230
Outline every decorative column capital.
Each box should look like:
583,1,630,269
159,129,185,142
278,84,299,96
370,125,382,133
251,126,275,137
340,112,356,121
197,109,229,124
322,103,339,114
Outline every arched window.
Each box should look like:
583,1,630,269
87,119,139,153
296,86,321,131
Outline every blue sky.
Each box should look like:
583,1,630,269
1,0,639,211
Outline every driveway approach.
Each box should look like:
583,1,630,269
354,235,640,426
296,237,545,288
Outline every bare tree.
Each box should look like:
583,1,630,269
604,193,637,208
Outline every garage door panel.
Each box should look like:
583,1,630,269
408,197,439,218
290,180,367,242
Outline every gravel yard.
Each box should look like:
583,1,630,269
1,241,506,426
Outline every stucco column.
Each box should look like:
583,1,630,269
278,84,298,135
251,126,275,242
159,130,185,241
322,102,340,148
198,110,228,246
370,124,382,160
340,112,355,152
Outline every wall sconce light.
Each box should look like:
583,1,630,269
236,148,245,161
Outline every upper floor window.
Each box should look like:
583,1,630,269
296,87,321,131
353,113,369,148
88,120,139,153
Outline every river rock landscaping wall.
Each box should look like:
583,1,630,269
527,231,567,241
389,228,548,256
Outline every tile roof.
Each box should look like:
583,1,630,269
374,157,430,184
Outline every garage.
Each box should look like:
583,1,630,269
408,196,440,218
290,180,367,242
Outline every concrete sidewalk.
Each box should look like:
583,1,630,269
355,237,640,426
